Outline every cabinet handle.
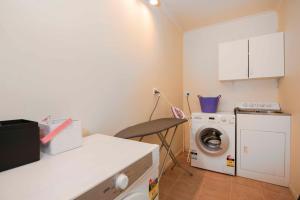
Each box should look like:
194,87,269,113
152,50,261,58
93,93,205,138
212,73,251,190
249,69,254,76
244,146,248,154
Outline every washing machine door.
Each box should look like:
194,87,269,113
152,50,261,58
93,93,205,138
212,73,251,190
195,126,229,156
121,193,148,200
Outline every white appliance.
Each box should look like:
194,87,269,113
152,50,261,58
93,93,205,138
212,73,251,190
236,103,291,187
190,112,236,175
0,134,159,200
114,164,158,200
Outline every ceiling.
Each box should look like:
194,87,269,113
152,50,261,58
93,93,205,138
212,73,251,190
161,0,282,31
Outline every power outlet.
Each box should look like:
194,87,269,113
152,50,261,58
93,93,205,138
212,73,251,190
153,88,160,95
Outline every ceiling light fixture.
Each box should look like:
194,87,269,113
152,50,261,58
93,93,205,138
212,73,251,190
148,0,160,6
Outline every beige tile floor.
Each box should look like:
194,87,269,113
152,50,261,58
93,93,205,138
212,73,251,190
159,153,295,200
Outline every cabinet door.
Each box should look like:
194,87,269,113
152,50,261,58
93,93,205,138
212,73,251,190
240,130,285,177
249,32,284,78
218,39,249,80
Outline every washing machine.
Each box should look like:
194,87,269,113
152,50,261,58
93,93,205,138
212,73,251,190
190,112,236,175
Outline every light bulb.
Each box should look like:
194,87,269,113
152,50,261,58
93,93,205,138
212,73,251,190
148,0,159,6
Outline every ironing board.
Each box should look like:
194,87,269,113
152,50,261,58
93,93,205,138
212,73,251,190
115,118,193,179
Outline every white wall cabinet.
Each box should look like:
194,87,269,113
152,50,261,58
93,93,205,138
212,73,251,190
219,39,249,80
237,113,290,186
218,32,284,80
249,32,285,78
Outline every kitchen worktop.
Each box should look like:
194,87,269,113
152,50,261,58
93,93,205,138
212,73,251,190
0,134,159,200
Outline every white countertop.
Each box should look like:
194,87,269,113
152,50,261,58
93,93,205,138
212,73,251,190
0,134,159,200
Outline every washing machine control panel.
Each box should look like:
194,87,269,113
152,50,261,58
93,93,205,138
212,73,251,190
76,153,152,200
220,116,227,123
115,173,129,190
193,114,235,125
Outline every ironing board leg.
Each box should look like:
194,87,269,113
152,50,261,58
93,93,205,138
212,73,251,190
159,129,169,151
159,126,177,180
158,128,193,178
158,132,177,165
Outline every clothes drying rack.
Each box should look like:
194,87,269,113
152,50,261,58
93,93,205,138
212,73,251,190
115,118,193,180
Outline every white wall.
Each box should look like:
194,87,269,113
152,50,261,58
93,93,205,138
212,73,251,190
278,0,300,198
183,11,279,148
0,0,183,153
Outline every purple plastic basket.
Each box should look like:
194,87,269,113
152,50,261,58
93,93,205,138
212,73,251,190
198,95,221,113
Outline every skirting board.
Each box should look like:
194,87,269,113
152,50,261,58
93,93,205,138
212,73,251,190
289,184,299,200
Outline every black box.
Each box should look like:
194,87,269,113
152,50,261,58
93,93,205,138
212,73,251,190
0,119,40,172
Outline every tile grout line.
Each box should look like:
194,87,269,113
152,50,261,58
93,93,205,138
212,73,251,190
195,170,207,199
160,166,184,198
229,176,233,200
261,183,266,200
